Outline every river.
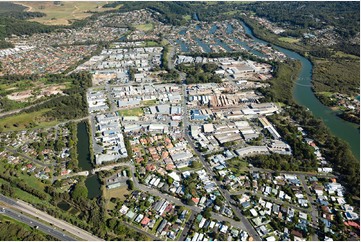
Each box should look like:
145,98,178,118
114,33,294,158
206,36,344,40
239,21,360,159
77,122,102,199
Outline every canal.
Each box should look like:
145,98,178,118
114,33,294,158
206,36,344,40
239,21,360,159
77,122,102,199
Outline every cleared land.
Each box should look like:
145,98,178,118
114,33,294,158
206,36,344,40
118,108,143,117
278,37,300,43
103,186,130,201
16,1,121,25
134,23,154,32
0,109,58,132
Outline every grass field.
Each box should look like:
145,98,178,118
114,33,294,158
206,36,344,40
141,100,157,106
103,186,130,201
16,1,121,25
317,91,335,97
0,109,58,132
278,37,300,43
332,51,360,59
134,23,154,32
118,108,144,117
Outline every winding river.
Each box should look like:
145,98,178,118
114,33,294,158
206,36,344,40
239,21,360,159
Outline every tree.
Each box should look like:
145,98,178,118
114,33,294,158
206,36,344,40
127,180,134,190
71,182,88,200
191,160,202,169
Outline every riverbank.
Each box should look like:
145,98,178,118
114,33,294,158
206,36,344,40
239,19,360,160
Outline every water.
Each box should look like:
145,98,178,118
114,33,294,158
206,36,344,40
194,38,212,53
226,24,234,34
233,38,266,58
176,39,190,52
240,20,360,159
77,122,102,199
215,38,233,52
85,174,102,199
57,201,71,211
77,122,93,171
179,29,187,35
209,25,218,34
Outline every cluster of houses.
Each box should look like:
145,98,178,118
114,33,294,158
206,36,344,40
0,45,97,76
187,213,250,241
0,125,75,179
119,190,189,240
130,133,194,173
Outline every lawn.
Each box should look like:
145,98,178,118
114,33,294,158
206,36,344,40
135,23,154,32
103,186,130,201
144,41,159,47
0,109,58,132
141,100,157,106
118,108,144,117
278,37,300,43
17,1,121,25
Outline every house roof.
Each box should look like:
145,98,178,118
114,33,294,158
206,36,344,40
141,217,150,225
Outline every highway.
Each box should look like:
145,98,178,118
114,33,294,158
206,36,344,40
0,194,102,241
0,206,75,241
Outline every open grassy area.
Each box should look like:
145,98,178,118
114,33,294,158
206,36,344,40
332,51,360,59
317,92,335,97
17,1,121,25
0,178,46,205
117,108,144,117
183,15,191,21
141,100,157,106
103,186,130,201
134,23,154,32
0,108,58,132
144,41,159,47
278,37,300,43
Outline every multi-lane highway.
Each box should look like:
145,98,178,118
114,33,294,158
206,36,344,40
0,206,75,241
0,194,102,241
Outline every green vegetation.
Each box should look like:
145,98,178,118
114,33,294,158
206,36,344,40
118,108,143,117
257,60,302,105
71,181,88,200
134,23,153,31
278,37,300,43
0,214,57,241
141,100,157,106
176,63,221,84
312,58,360,96
0,109,57,132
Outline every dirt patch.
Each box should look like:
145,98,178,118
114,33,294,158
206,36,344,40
7,84,66,102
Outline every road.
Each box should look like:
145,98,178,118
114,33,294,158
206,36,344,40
180,83,261,241
118,221,161,241
299,175,319,241
0,206,76,241
53,171,89,181
0,194,102,241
